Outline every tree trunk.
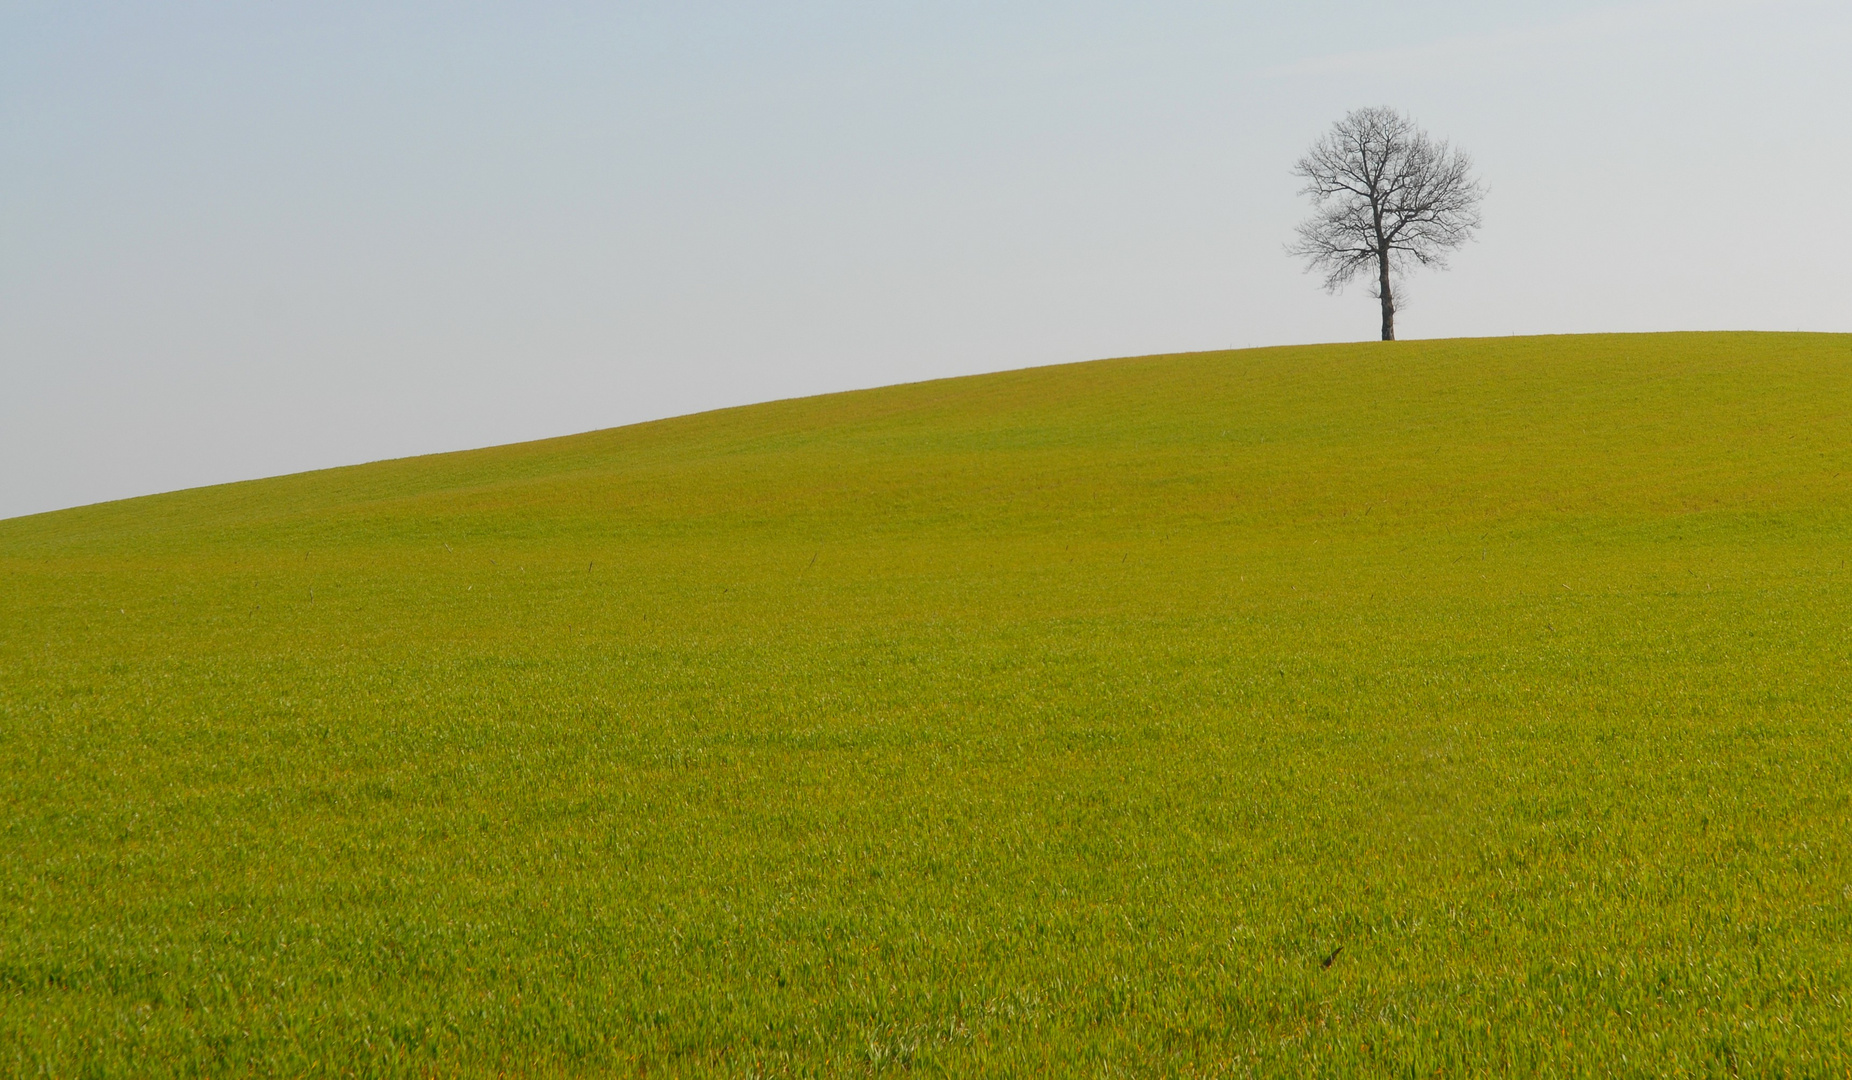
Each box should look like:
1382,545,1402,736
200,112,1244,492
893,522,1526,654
1377,251,1396,341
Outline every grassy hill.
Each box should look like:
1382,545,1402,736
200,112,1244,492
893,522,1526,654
4,331,1852,1075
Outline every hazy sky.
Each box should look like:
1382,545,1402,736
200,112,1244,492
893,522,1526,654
5,1,1848,520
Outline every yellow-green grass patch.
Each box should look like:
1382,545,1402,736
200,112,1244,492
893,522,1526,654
4,332,1852,1075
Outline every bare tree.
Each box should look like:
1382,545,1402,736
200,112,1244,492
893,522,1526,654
1289,107,1483,341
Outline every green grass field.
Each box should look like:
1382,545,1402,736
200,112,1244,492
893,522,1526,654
4,331,1852,1076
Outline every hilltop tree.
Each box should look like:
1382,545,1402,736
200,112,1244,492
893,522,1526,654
1289,107,1483,341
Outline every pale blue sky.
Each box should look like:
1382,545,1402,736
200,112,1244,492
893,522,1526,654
4,1,1848,519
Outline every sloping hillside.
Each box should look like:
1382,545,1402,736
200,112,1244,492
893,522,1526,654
4,332,1851,1075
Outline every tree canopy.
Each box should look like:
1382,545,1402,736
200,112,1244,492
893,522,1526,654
1289,107,1483,341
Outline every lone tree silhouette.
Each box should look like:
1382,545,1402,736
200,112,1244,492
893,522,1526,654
1289,107,1483,341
